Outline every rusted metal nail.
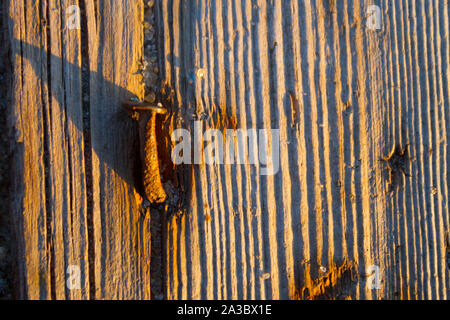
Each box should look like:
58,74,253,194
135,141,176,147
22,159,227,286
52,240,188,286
122,99,167,203
122,100,168,114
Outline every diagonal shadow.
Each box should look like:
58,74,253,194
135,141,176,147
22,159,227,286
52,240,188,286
10,35,143,196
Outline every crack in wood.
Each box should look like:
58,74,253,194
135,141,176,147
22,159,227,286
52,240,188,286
380,143,411,191
79,0,95,300
294,259,357,300
40,0,56,301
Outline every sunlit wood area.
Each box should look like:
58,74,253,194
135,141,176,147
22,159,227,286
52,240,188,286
1,0,449,300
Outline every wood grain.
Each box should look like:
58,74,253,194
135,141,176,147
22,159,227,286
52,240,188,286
7,0,151,299
6,0,449,300
158,0,449,299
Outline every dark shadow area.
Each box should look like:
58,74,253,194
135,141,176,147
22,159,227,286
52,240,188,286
0,3,13,300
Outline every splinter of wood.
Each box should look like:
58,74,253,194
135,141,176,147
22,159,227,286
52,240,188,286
122,100,168,203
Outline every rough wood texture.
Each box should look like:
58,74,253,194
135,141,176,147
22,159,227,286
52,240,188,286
7,0,152,299
158,0,449,299
6,0,449,300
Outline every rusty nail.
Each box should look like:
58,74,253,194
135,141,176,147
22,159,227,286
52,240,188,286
122,99,167,203
122,100,168,115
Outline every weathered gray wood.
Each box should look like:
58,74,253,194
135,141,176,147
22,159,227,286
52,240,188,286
158,0,449,299
7,0,150,299
6,0,449,300
85,0,153,300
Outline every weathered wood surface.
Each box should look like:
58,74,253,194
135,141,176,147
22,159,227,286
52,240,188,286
6,0,450,300
7,0,152,299
159,0,449,299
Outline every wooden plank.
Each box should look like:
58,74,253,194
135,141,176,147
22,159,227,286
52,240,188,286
158,0,449,299
6,0,449,300
85,0,152,299
7,0,91,299
7,0,150,299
